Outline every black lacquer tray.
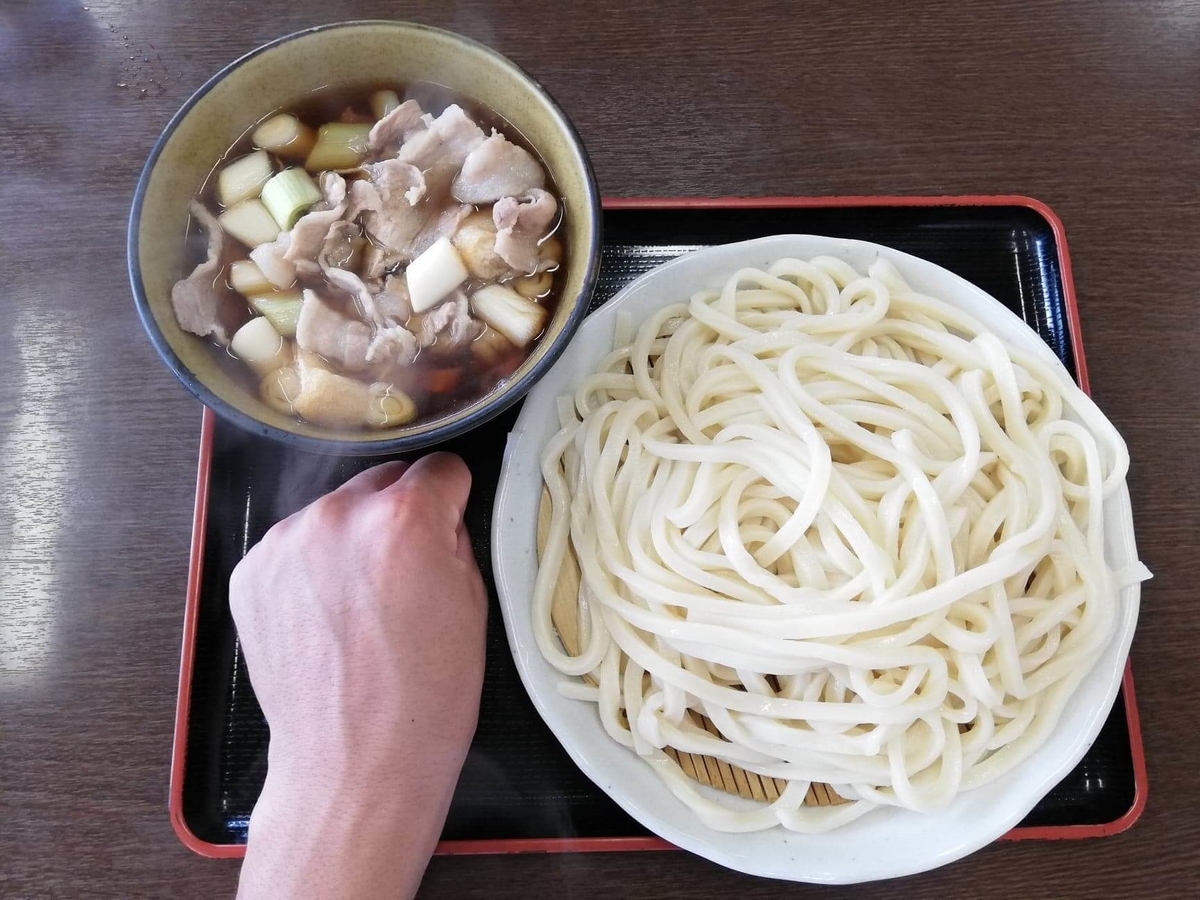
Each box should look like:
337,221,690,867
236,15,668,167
171,198,1146,856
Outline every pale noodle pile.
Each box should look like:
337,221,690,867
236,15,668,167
533,255,1145,832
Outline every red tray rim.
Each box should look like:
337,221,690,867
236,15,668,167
170,193,1148,859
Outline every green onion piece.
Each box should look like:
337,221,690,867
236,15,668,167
260,168,323,230
304,123,371,172
247,292,303,338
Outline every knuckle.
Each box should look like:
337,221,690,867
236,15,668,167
312,489,358,524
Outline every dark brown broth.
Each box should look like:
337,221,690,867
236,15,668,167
186,80,566,428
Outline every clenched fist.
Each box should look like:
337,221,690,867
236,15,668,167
231,453,487,900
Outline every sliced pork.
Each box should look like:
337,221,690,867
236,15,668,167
250,233,297,289
287,208,345,273
370,159,427,207
367,99,426,158
317,221,360,271
324,267,385,326
362,184,471,264
282,172,351,274
418,292,483,350
376,275,413,321
452,133,545,204
170,201,245,344
318,171,348,208
351,110,488,267
493,188,559,274
367,323,420,369
295,289,372,372
345,178,384,222
357,161,431,260
397,104,485,171
324,267,419,367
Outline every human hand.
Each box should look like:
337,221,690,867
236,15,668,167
231,453,487,900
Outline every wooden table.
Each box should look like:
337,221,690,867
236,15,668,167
3,1,1197,896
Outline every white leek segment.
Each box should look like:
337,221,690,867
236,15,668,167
406,237,470,313
246,292,303,338
261,168,323,230
304,123,371,172
469,284,548,347
228,260,273,296
370,89,401,119
230,316,291,376
252,114,315,160
217,150,274,207
218,199,281,248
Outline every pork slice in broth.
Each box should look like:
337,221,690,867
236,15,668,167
324,267,419,367
171,201,247,344
358,109,488,263
281,173,350,273
295,288,372,372
493,188,558,274
397,104,485,171
452,133,546,205
346,178,384,221
362,176,471,264
418,291,483,350
376,275,413,321
323,267,389,327
318,171,348,208
317,220,361,271
367,160,426,207
249,233,296,289
368,99,426,159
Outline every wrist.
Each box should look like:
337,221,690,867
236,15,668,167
237,748,452,900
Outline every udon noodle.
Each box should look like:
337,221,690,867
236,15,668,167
533,255,1147,832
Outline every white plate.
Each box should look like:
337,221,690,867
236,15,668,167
491,235,1141,884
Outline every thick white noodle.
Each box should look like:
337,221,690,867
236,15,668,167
533,257,1146,832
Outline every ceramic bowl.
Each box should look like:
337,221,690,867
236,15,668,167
129,20,601,454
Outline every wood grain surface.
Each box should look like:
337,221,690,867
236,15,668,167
2,0,1197,897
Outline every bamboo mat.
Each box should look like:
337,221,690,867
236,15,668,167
536,487,844,808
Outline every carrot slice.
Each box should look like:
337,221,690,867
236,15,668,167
424,367,462,394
